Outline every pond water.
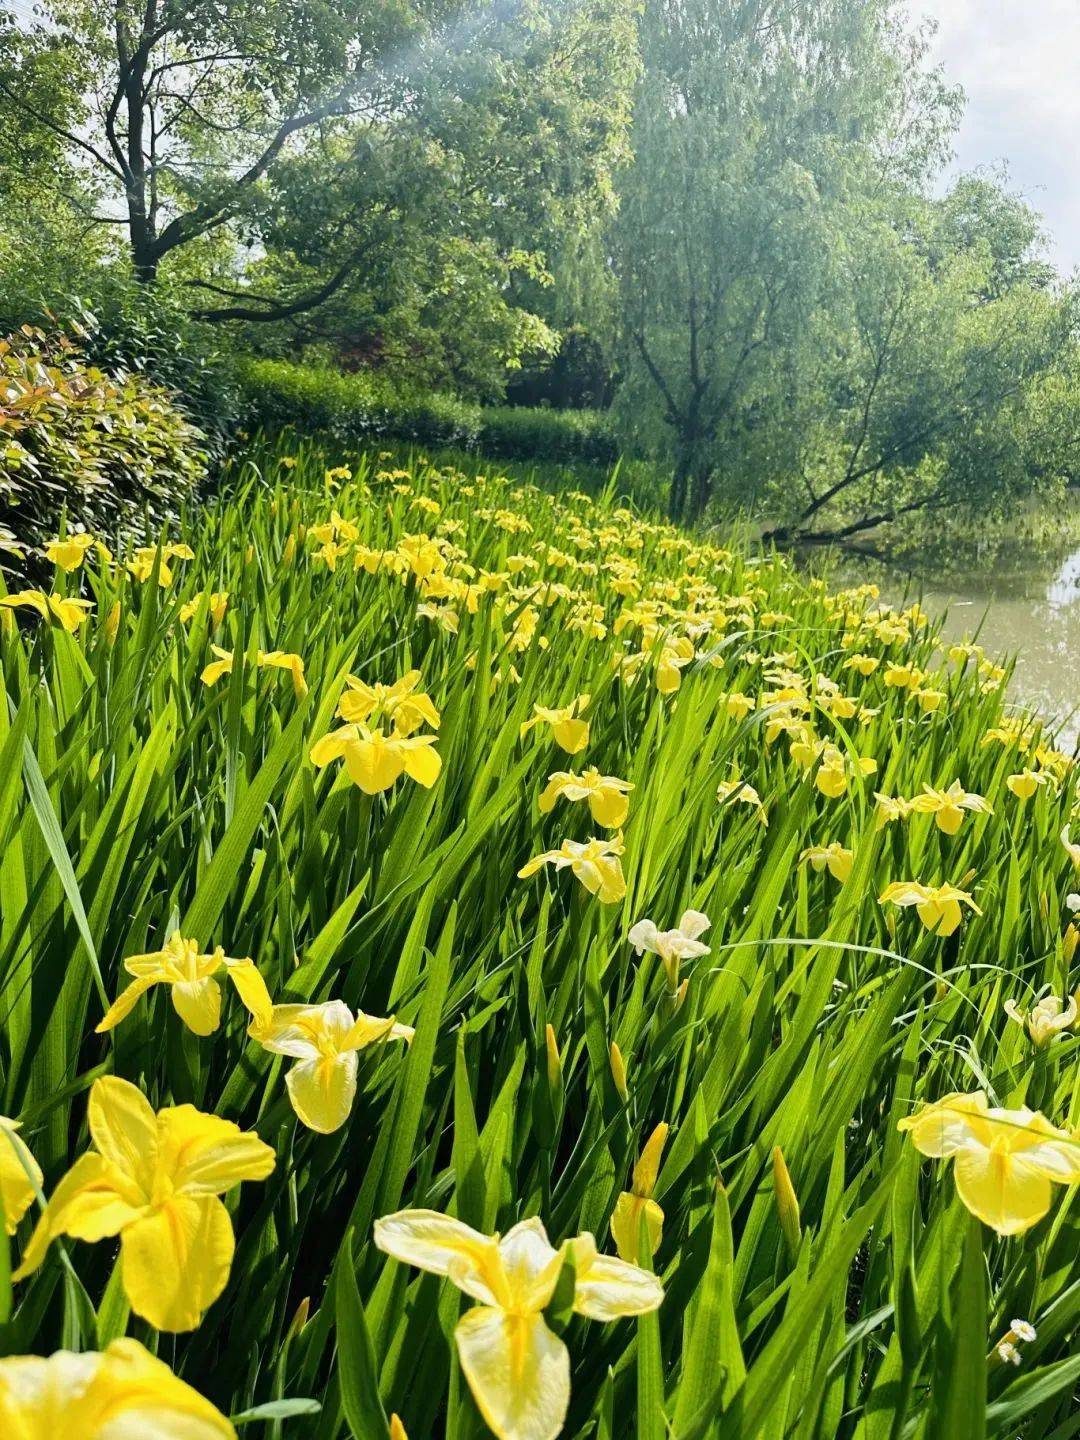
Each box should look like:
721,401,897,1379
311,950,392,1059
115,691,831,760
837,537,1080,750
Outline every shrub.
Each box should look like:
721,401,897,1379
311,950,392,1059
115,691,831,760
236,356,618,465
55,281,243,460
0,327,207,561
476,403,617,464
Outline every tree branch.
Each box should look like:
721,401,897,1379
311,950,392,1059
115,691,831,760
185,246,367,323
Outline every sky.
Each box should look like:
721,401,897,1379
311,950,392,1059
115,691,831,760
917,0,1080,274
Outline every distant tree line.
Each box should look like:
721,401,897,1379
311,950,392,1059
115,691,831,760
2,0,1078,538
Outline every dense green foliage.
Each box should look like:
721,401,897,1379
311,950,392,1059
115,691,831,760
0,326,207,559
0,0,635,396
612,0,1080,533
0,437,1078,1437
238,358,619,465
3,0,1079,536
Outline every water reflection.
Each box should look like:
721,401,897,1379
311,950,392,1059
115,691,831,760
1046,547,1080,609
836,542,1080,750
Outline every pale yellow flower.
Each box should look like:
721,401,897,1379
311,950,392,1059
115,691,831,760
717,691,756,721
908,780,991,835
874,793,911,826
800,842,853,883
1004,992,1078,1049
518,836,626,903
899,1091,1080,1236
538,767,633,828
373,1209,663,1440
248,999,413,1133
879,881,981,937
627,910,710,988
717,773,768,824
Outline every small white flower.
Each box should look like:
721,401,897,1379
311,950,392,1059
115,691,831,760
627,910,711,987
1004,993,1079,1049
1067,894,1080,914
1010,1319,1037,1343
997,1341,1021,1366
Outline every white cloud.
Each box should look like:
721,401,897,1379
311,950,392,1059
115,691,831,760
917,0,1080,272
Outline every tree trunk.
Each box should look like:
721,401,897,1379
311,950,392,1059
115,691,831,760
687,463,712,522
130,227,158,283
669,455,690,523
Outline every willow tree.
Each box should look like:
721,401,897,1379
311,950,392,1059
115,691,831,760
611,0,958,522
763,193,1080,546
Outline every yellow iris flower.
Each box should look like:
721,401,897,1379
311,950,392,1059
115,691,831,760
247,999,414,1133
310,723,441,794
899,1091,1080,1235
44,533,96,572
95,933,273,1037
717,773,768,824
14,1077,274,1331
180,591,229,627
538,767,633,829
337,670,441,735
883,664,923,690
520,696,591,754
373,1208,663,1440
908,780,991,835
799,842,854,883
717,691,756,720
200,645,308,699
0,1339,235,1438
1006,769,1047,800
812,744,876,798
610,1122,668,1262
416,601,460,633
518,835,626,904
878,881,982,937
0,1118,42,1234
127,543,194,587
655,635,695,693
874,793,912,826
0,590,92,633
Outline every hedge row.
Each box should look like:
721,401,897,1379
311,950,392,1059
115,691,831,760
236,357,620,466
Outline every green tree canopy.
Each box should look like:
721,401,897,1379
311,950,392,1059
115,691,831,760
0,0,636,393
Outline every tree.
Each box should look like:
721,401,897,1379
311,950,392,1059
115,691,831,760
213,0,637,393
609,0,961,523
0,0,635,389
763,201,1080,545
